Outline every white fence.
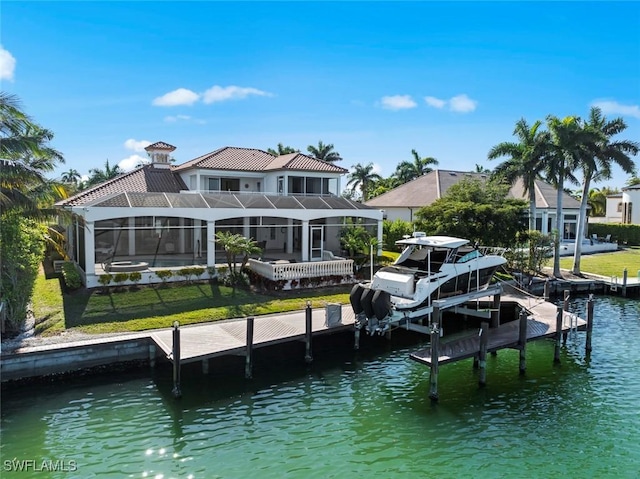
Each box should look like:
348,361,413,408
248,258,354,281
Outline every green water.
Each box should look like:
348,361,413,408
1,296,639,478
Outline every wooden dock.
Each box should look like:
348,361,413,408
410,291,586,367
151,306,355,364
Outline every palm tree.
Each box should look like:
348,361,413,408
488,118,550,231
267,143,298,156
571,107,638,274
474,164,491,173
586,188,607,217
346,163,382,201
394,149,438,184
85,160,122,187
61,168,81,185
626,176,640,186
545,115,585,277
307,141,342,162
0,92,66,216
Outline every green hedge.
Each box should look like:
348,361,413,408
0,213,47,330
589,223,640,246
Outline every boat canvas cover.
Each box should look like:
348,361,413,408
395,235,469,249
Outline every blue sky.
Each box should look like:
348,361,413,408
2,1,639,190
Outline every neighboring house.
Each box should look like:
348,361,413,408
601,185,639,225
56,142,383,288
365,169,585,240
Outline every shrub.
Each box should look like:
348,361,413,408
0,213,47,330
98,274,113,291
113,272,129,289
128,271,142,287
62,262,82,291
155,269,173,284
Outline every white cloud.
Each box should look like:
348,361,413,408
202,85,273,104
124,139,151,152
0,46,16,81
152,88,200,106
164,114,192,123
118,154,149,172
449,94,477,113
424,93,478,113
424,96,446,108
591,100,640,119
380,95,417,110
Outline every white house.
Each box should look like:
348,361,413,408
601,185,640,225
56,142,383,288
365,169,586,241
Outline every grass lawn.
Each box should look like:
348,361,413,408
558,246,640,277
33,275,351,336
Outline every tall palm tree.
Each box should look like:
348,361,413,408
586,188,607,217
394,149,438,184
488,118,550,231
267,143,298,156
545,115,585,277
307,140,342,162
85,160,122,187
571,107,638,274
346,163,382,201
626,176,640,186
61,168,81,185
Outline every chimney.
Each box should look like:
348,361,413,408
144,141,176,169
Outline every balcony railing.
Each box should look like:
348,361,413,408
248,258,354,281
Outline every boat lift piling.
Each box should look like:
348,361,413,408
518,309,527,375
305,301,313,363
245,316,254,379
586,294,594,355
562,290,570,345
428,304,441,402
554,306,563,364
478,321,489,388
171,321,182,398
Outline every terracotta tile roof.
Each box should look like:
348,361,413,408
174,147,347,173
364,169,582,209
264,152,348,173
57,165,187,207
145,141,176,151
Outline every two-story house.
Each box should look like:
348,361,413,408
56,142,383,288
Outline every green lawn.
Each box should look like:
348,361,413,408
558,246,640,277
33,276,351,336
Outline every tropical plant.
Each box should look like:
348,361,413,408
488,118,550,231
393,149,438,184
215,232,261,285
267,143,298,155
61,168,81,185
571,107,638,274
544,115,584,277
415,177,528,247
626,176,640,186
585,188,608,217
128,271,142,288
346,163,382,201
85,160,122,187
307,140,342,162
367,176,401,200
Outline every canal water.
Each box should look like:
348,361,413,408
1,296,639,478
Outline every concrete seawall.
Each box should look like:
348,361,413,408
1,335,152,382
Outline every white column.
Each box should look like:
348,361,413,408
243,217,251,239
85,221,96,275
301,220,309,262
286,219,294,254
207,221,216,268
377,219,383,256
542,211,549,235
194,223,202,258
128,217,135,256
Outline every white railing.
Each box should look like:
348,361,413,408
248,258,354,281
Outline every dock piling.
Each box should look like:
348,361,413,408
554,307,562,364
543,279,550,301
429,305,441,402
622,268,628,297
171,321,182,398
305,301,313,363
245,316,254,379
518,309,527,375
586,295,594,355
149,344,156,369
478,321,489,387
562,290,570,344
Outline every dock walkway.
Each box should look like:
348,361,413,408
151,307,356,364
410,291,585,367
